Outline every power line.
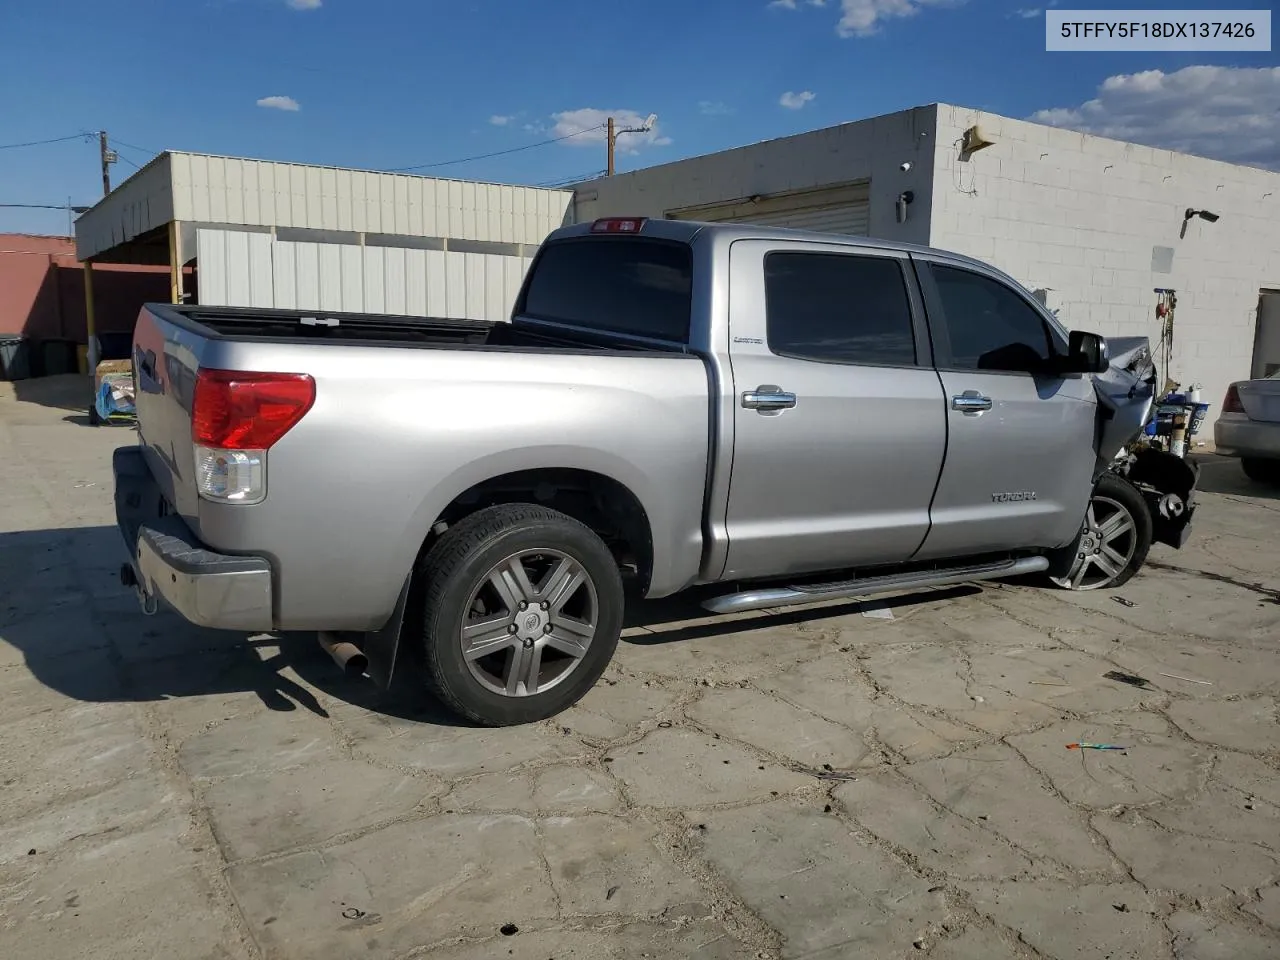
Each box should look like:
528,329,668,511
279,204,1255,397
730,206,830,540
111,138,158,158
388,124,607,173
0,202,93,212
534,169,607,188
0,132,92,151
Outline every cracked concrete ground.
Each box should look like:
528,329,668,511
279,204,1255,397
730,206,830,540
2,376,1279,960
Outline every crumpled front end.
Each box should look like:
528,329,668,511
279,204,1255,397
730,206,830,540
1091,336,1198,550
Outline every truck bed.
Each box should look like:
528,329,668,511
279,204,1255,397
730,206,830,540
159,304,682,354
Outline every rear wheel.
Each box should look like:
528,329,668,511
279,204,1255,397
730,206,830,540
417,504,623,726
1048,473,1153,591
1241,457,1280,485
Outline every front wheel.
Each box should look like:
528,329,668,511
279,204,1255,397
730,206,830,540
417,503,623,726
1048,473,1153,591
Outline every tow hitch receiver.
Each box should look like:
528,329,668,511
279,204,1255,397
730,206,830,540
120,562,159,615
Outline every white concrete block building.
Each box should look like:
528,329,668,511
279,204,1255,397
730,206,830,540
574,103,1280,420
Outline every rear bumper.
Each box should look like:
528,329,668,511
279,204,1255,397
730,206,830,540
1214,418,1280,459
113,446,274,631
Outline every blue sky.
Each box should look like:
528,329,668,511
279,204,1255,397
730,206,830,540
2,0,1276,235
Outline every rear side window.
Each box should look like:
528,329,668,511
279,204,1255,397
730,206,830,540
764,251,917,366
520,238,693,343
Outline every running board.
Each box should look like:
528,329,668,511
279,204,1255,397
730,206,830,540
700,556,1050,615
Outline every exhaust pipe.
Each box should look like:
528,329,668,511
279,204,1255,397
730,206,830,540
317,631,368,679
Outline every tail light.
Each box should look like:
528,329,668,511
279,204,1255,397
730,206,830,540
191,369,315,503
1222,383,1244,414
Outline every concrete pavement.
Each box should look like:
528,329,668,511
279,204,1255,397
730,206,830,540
2,375,1278,960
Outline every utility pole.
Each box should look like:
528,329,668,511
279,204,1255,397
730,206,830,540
606,117,615,177
605,114,656,177
99,130,116,196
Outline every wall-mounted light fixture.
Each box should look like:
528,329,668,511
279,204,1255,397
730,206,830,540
1180,207,1219,239
896,190,915,223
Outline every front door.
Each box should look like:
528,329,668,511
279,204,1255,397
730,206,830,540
912,257,1098,560
720,239,947,582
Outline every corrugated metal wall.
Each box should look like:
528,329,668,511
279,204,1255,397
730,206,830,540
172,153,573,245
196,228,533,322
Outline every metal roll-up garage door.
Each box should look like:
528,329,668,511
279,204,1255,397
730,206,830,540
666,180,870,236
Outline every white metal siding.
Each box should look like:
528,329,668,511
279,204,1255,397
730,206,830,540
75,154,176,261
196,227,531,322
667,181,871,236
170,153,573,244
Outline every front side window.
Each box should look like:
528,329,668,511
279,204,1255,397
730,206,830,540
930,265,1055,372
764,251,917,366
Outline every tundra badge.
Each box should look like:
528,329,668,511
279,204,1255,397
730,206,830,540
992,491,1037,502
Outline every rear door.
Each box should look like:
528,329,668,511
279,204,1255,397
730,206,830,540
720,239,946,581
912,256,1098,560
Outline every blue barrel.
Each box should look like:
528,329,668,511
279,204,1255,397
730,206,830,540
1188,402,1211,436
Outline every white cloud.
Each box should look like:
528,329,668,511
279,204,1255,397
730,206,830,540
836,0,959,36
1012,7,1040,17
286,0,321,9
1030,65,1280,170
257,95,300,112
699,100,734,116
489,114,514,126
774,0,959,36
780,90,816,110
549,108,671,154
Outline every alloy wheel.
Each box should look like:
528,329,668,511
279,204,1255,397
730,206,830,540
1050,494,1139,590
458,549,599,697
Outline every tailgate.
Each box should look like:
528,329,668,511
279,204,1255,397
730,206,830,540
131,304,207,522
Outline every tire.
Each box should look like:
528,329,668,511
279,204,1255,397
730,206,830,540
1048,473,1153,591
417,503,624,726
1241,457,1280,485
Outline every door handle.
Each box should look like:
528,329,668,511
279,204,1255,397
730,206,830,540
951,390,993,414
742,386,797,411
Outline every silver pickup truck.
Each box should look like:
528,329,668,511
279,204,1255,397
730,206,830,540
113,217,1198,726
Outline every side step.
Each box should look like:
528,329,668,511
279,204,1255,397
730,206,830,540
700,556,1050,615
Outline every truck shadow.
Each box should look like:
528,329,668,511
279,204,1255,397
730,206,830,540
621,584,982,644
2,523,983,728
0,525,463,726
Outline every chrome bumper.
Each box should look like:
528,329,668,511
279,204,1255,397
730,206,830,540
113,446,274,632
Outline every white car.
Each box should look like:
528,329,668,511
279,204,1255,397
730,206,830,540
1214,371,1280,484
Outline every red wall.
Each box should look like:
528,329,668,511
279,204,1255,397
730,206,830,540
0,234,173,342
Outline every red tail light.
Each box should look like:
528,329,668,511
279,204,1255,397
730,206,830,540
591,217,647,234
192,369,316,450
1222,383,1244,414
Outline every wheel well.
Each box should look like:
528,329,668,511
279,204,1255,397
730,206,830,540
421,469,654,593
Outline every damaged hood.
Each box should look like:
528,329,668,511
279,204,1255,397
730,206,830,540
1092,336,1157,465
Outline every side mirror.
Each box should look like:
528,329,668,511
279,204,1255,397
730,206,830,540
1066,330,1110,374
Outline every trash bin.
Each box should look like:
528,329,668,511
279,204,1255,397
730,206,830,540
39,338,79,377
0,336,32,381
97,332,133,361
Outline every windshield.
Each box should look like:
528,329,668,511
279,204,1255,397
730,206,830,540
517,237,693,343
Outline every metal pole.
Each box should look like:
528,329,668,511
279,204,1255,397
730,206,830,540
99,131,111,195
84,261,98,371
607,117,615,177
168,221,182,303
